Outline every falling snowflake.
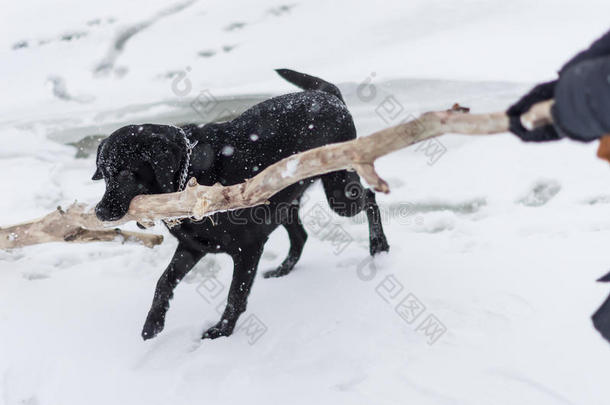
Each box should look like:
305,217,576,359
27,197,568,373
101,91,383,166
221,145,234,156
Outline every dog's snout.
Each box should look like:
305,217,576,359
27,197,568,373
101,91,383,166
95,203,123,222
95,204,111,221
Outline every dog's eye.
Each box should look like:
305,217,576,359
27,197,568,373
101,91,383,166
118,169,133,179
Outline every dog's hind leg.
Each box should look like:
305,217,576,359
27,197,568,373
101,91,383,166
142,243,205,340
364,188,390,255
264,207,308,279
322,170,389,256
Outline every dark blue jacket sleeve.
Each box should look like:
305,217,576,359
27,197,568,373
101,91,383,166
561,29,610,74
552,56,610,141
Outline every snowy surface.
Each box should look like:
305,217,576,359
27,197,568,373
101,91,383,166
2,1,610,404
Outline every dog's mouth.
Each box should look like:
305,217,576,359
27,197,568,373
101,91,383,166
94,201,129,222
94,181,146,222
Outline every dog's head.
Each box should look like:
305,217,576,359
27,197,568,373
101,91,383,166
92,124,186,221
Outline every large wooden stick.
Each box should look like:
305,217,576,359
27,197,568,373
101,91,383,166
124,105,511,223
0,103,551,249
0,204,163,249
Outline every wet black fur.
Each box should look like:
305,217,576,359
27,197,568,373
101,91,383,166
93,69,389,341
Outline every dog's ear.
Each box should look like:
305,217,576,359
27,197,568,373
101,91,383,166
143,134,184,193
91,138,108,180
91,167,103,180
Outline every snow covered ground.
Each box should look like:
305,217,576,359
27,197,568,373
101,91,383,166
2,1,610,404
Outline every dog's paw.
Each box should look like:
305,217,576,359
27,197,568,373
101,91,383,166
370,236,390,256
141,313,166,341
202,319,234,340
263,266,292,279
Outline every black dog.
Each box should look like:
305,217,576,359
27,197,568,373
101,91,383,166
93,69,389,340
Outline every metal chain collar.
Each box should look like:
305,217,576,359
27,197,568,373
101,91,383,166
164,128,198,228
177,130,198,192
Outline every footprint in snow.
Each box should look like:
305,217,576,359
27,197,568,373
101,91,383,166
518,179,561,207
224,22,247,31
198,50,216,58
267,4,296,16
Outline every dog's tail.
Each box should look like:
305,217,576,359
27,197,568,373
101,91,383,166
275,69,345,103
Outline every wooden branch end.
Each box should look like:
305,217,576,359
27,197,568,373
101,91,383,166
354,163,390,194
521,100,555,130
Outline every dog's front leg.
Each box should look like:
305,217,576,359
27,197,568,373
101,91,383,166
202,243,264,340
142,243,205,340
